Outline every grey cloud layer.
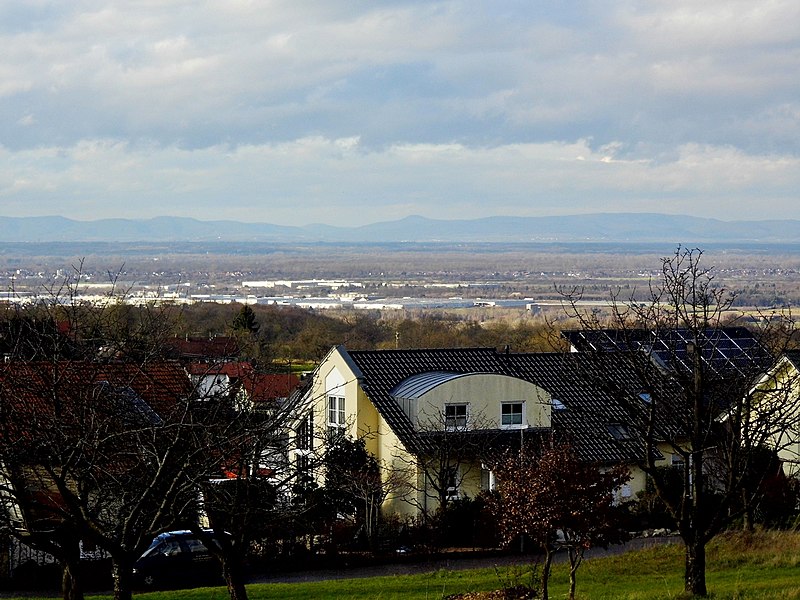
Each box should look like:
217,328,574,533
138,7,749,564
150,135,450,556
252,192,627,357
0,1,797,225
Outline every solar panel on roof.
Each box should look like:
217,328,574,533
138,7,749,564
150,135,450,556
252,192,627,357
565,327,772,379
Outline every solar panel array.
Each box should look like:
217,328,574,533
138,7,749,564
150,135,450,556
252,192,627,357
563,327,773,379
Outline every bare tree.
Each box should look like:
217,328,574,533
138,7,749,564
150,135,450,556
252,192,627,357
559,246,797,597
0,265,212,600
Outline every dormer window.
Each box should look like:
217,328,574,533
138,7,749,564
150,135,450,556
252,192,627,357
444,403,468,430
501,402,524,428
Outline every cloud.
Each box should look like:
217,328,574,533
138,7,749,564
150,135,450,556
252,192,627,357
0,1,797,223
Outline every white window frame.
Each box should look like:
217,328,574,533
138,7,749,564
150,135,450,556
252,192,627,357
480,463,496,492
328,395,346,434
501,401,525,429
444,403,468,430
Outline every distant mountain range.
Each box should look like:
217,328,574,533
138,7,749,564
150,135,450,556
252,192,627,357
1,214,800,244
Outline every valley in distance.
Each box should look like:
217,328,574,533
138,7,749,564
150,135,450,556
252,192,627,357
1,240,799,319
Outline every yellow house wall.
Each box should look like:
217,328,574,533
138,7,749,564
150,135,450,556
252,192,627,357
754,360,800,476
304,349,360,487
617,442,685,501
357,384,380,457
625,466,648,500
375,411,419,517
458,461,485,500
407,374,550,514
304,348,421,516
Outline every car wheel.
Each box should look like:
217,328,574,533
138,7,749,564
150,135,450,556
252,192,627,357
143,574,157,587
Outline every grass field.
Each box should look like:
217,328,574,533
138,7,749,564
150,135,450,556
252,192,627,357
22,531,800,600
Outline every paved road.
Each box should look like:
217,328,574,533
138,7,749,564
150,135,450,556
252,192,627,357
252,536,679,584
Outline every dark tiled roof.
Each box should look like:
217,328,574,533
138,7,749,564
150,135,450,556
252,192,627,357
343,347,660,464
503,352,644,464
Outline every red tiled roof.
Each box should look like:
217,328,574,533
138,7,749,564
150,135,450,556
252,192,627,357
0,360,192,424
241,372,301,403
0,360,194,532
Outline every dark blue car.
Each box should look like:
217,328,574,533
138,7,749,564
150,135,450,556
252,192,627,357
132,530,224,588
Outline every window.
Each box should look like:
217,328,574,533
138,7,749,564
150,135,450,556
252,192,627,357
444,403,468,430
607,423,631,441
296,413,313,451
480,465,496,492
501,402,524,427
638,392,652,404
444,466,460,500
328,396,345,434
161,539,182,557
296,453,309,475
552,397,566,411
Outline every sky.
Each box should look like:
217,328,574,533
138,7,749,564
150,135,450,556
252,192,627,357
1,1,798,227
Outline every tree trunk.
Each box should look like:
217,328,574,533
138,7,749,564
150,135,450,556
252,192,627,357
567,546,583,600
111,558,134,600
541,547,554,600
741,488,754,533
222,556,249,600
684,537,707,597
60,530,84,600
364,499,374,553
61,557,84,600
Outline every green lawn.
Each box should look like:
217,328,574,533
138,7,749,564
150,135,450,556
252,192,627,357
24,531,800,600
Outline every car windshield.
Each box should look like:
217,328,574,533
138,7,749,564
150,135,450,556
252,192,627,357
139,541,166,559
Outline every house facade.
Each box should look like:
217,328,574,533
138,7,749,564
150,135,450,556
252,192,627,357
750,350,800,476
292,346,674,517
0,360,194,551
